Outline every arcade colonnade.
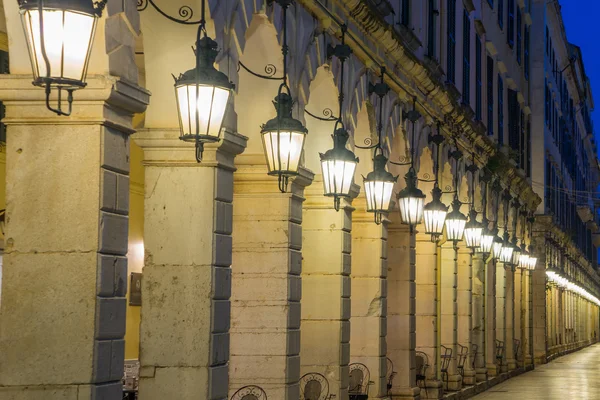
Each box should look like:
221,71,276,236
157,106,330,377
0,1,598,400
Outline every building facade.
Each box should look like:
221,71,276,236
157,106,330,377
0,1,597,400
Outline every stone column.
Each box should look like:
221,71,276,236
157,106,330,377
514,269,522,367
135,129,246,400
505,266,516,371
229,163,313,399
350,205,388,399
387,217,419,399
0,75,147,399
440,243,462,391
532,219,548,365
495,262,506,372
471,254,487,381
415,233,443,399
522,270,533,367
457,247,475,385
0,3,148,397
485,260,498,377
300,180,359,399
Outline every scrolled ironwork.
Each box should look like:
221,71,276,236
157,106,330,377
304,107,338,122
355,137,379,150
137,0,202,24
238,61,285,81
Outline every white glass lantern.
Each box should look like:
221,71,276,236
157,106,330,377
527,256,537,270
464,210,483,249
445,198,467,242
479,224,495,254
320,128,359,210
20,0,102,89
261,92,308,177
500,233,514,264
397,168,426,226
363,154,398,224
519,252,530,269
511,240,522,266
424,186,449,242
174,36,235,161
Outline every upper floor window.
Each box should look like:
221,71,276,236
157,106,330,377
516,7,522,64
487,0,494,7
427,0,438,58
507,0,515,47
487,56,494,136
476,36,483,121
462,9,471,105
400,0,410,26
447,0,457,84
498,74,504,145
524,25,530,79
498,0,504,30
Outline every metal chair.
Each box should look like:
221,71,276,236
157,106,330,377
495,340,505,368
300,372,335,400
471,344,479,369
386,357,397,396
440,345,453,389
348,363,372,400
415,351,429,398
457,344,469,377
230,385,268,400
513,339,521,363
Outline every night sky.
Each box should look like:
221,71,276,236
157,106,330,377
560,0,600,144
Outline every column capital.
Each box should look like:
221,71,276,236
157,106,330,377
0,74,150,132
134,128,247,170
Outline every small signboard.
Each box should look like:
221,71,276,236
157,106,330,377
129,273,142,306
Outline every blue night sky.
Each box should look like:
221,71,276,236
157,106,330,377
560,0,600,145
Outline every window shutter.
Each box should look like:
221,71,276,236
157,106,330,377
476,36,482,120
462,9,471,105
487,56,494,136
447,0,457,83
498,75,504,145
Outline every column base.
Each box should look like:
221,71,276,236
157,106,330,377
507,358,517,371
475,367,488,382
420,380,444,399
0,383,122,400
390,386,420,399
443,374,463,392
462,368,477,385
486,363,499,377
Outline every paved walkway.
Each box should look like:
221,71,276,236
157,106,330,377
471,344,600,399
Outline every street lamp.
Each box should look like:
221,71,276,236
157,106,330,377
321,128,358,210
364,153,397,224
319,25,358,211
500,231,514,264
424,185,448,242
445,197,467,243
174,34,235,162
260,1,307,192
19,0,107,115
492,228,504,260
464,209,483,249
398,167,426,226
362,67,397,224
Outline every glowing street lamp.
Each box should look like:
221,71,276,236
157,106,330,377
19,0,107,115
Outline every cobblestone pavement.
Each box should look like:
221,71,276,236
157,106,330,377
472,344,600,399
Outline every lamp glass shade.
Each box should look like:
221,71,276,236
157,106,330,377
363,154,397,214
492,240,503,259
174,36,235,144
445,200,467,242
175,84,231,141
261,93,308,176
527,256,537,270
519,253,530,269
320,128,358,197
423,186,448,237
464,210,483,249
511,245,522,266
479,232,495,254
20,2,99,88
500,244,514,263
